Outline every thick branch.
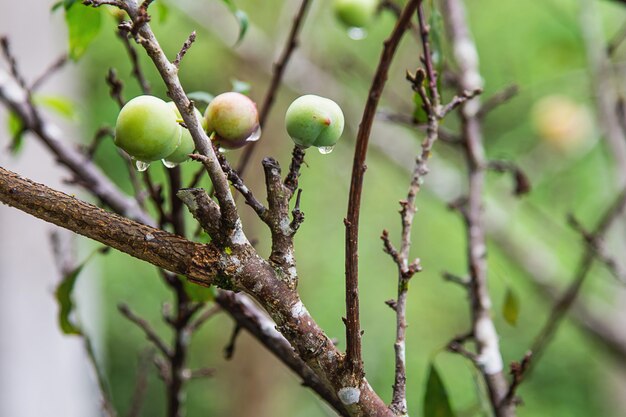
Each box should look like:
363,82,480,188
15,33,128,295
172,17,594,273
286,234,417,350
0,166,218,284
214,291,349,417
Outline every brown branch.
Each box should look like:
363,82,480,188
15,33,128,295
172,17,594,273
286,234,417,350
236,0,312,178
116,16,152,94
344,0,419,380
106,68,126,108
173,31,196,69
214,291,349,417
0,166,218,284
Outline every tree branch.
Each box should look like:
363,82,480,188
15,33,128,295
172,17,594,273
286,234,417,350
441,1,512,416
344,0,419,380
0,166,218,284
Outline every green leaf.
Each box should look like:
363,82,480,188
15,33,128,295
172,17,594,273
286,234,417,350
428,0,444,69
230,79,251,95
413,92,428,124
502,287,520,326
34,95,76,119
65,4,102,61
155,1,170,23
188,91,215,106
7,111,25,154
64,0,78,10
183,278,216,302
220,0,249,45
51,1,64,12
424,364,456,417
54,263,86,335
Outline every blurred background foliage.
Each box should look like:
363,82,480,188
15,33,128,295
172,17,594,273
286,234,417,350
31,0,626,415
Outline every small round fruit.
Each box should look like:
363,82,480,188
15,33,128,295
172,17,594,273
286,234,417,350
115,95,181,162
334,0,377,28
531,95,593,153
204,92,259,149
285,95,344,149
164,102,201,164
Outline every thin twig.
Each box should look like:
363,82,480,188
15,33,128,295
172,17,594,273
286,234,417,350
344,0,420,380
118,303,172,358
31,54,68,91
173,31,196,69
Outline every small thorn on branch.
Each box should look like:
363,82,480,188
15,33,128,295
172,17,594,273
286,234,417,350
173,31,196,69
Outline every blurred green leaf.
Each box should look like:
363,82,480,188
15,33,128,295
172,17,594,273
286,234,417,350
183,278,216,302
7,111,24,155
55,263,86,335
65,5,102,60
220,0,249,45
155,1,170,23
413,92,428,124
188,91,215,107
429,0,444,69
230,79,251,95
502,287,520,326
52,0,78,12
34,95,76,119
424,364,456,417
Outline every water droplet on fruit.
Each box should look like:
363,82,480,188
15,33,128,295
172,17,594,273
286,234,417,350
135,160,150,172
162,159,178,169
348,27,367,40
318,145,335,155
246,125,262,143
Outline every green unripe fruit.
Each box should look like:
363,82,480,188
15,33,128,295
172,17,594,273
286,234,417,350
285,95,344,150
114,95,181,162
334,0,377,28
164,102,201,164
204,92,260,150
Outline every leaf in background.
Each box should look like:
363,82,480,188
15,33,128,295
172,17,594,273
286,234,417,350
230,79,251,95
188,91,216,107
34,95,76,119
65,4,102,61
413,92,428,124
7,111,25,155
220,0,249,45
155,1,170,23
183,278,216,302
502,287,520,326
428,0,444,69
54,263,86,335
424,364,456,417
